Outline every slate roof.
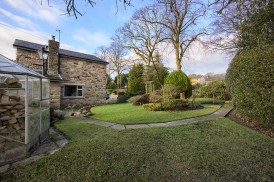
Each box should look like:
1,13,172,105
13,39,108,65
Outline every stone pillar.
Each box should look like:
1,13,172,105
48,35,59,74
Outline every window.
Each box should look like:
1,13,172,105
64,85,83,97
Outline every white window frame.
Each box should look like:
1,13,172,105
63,83,84,98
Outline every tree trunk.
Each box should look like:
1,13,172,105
175,44,182,70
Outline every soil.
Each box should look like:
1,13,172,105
227,110,274,138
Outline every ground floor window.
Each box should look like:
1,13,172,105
64,85,83,97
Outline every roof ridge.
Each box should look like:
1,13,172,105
13,39,108,64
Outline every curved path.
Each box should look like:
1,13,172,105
80,106,233,130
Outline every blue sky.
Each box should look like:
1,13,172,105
0,0,231,75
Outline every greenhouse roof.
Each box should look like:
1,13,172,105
0,54,48,79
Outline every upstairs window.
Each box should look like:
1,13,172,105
64,85,83,97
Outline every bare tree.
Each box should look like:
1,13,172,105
118,5,166,66
40,0,133,19
95,46,108,61
207,0,274,51
105,36,129,88
150,0,207,70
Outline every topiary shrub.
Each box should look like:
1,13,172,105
226,45,274,130
164,70,192,98
132,94,150,105
142,103,162,111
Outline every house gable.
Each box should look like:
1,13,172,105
13,38,108,109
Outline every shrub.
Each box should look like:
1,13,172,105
117,92,131,103
162,85,180,101
107,82,117,89
199,80,227,100
164,70,191,98
127,95,142,103
149,90,163,103
142,103,162,111
132,94,149,105
161,99,189,111
226,45,274,130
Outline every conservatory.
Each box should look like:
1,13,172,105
0,54,50,164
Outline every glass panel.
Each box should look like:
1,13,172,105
28,76,41,114
40,99,50,109
64,85,77,96
40,108,50,133
77,90,82,96
28,112,40,143
42,79,50,99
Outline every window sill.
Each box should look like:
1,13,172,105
63,96,84,99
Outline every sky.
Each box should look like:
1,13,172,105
0,0,232,76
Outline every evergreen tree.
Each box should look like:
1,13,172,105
128,64,145,95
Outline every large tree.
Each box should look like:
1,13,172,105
208,0,274,50
41,0,133,18
118,5,166,66
150,0,207,70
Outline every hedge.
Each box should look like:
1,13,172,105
226,45,274,130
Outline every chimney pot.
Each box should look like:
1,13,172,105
52,35,55,41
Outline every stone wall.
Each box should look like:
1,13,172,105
15,48,107,109
50,82,61,109
60,57,106,108
16,49,42,72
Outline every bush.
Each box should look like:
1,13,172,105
149,90,163,103
107,82,117,89
127,95,142,103
117,92,131,103
164,70,191,98
142,103,162,111
132,94,149,105
161,99,189,111
162,85,180,101
226,45,274,130
199,80,227,100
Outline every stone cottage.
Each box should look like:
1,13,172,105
13,36,108,109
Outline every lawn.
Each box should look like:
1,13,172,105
91,98,222,124
1,118,273,181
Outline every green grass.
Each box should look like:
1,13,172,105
91,102,221,125
1,118,273,181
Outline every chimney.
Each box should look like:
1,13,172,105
48,35,59,74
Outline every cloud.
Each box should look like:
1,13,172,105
72,28,111,50
0,22,92,60
0,8,40,31
0,21,48,59
3,0,63,24
160,42,233,75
